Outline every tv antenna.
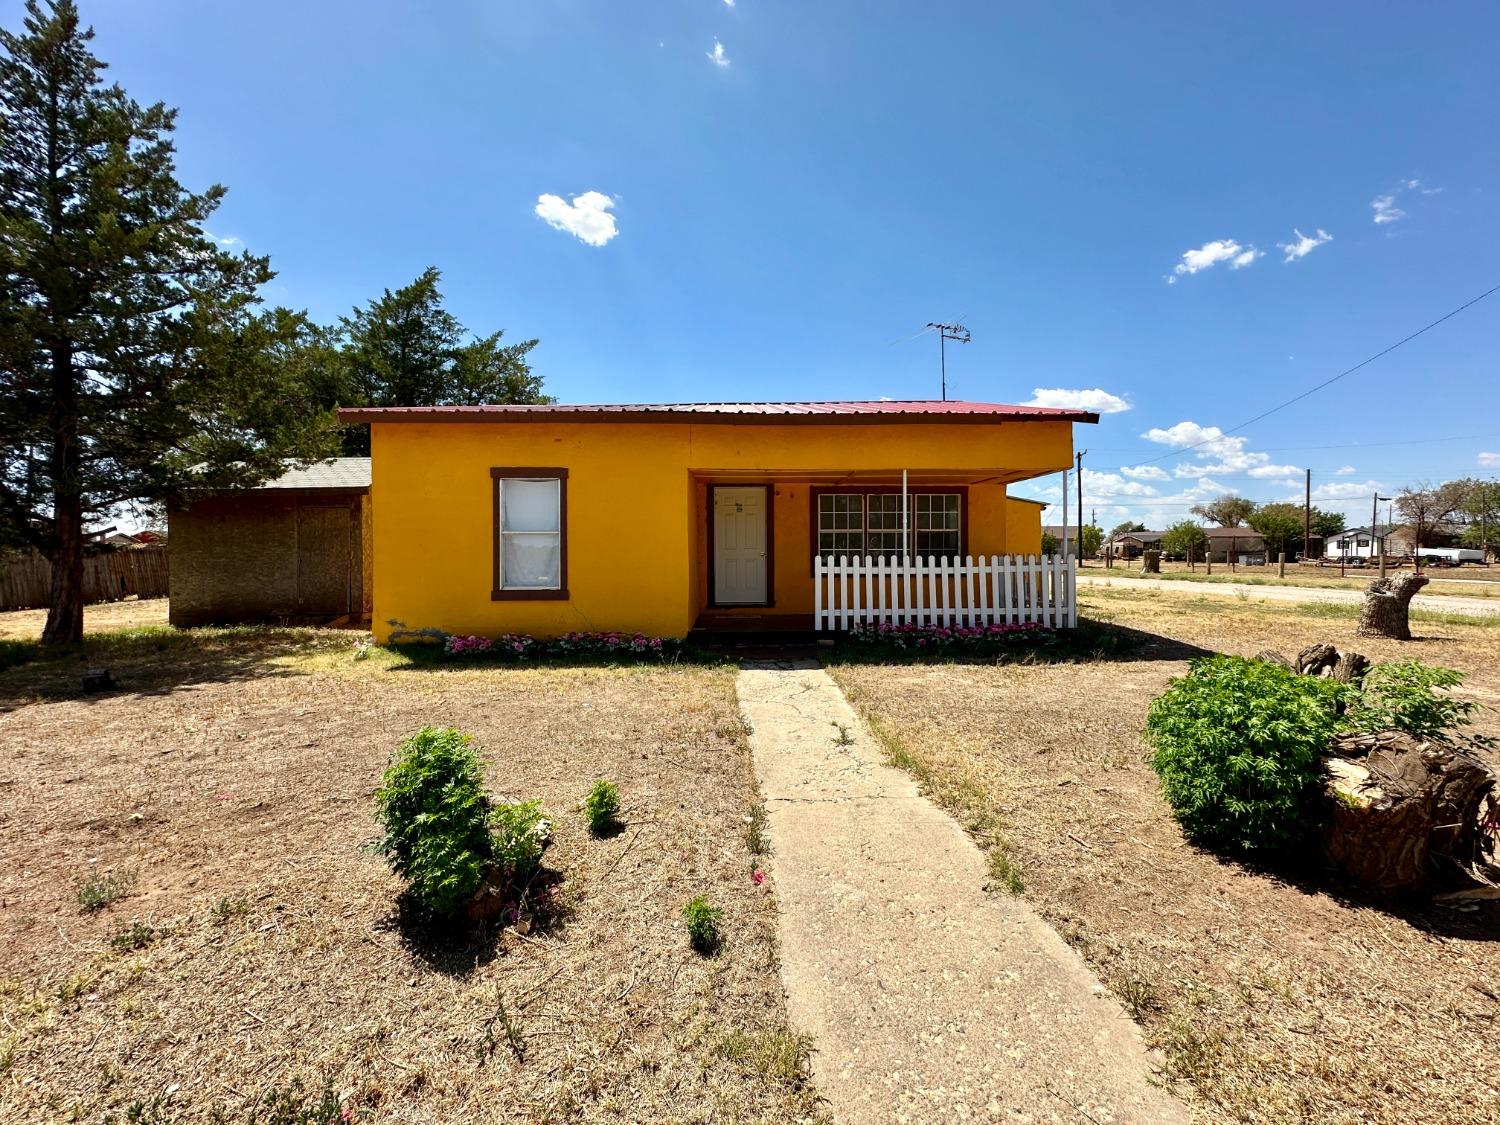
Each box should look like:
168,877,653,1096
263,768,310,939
926,322,970,401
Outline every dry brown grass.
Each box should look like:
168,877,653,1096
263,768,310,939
831,585,1500,1125
0,595,172,641
0,613,820,1124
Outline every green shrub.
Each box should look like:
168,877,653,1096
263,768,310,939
1347,660,1476,742
581,779,621,835
1145,655,1345,853
490,798,551,877
375,727,494,916
76,869,135,912
683,894,723,953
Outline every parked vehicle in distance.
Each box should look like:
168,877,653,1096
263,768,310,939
1413,547,1486,567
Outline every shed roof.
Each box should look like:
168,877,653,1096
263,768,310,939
337,400,1101,425
1008,495,1048,506
257,458,371,491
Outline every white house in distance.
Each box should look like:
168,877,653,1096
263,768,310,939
1324,525,1394,560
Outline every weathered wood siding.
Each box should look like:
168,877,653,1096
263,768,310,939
168,491,368,626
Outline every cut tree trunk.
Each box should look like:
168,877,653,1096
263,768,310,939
1140,549,1161,575
1322,730,1498,898
1356,573,1429,640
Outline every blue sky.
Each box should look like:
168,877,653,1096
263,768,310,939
26,0,1500,528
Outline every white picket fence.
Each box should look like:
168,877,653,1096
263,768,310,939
814,554,1077,631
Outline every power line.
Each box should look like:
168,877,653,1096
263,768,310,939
1128,281,1500,467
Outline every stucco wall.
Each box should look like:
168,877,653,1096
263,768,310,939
369,419,1074,641
1003,496,1045,556
169,491,366,626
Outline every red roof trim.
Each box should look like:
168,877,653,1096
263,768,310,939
337,400,1100,425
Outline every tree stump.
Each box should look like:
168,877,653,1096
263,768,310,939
1356,573,1429,640
1140,549,1161,575
1322,731,1498,898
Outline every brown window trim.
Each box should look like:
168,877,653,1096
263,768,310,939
491,467,569,601
808,485,968,574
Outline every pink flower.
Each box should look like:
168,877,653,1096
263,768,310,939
751,869,766,885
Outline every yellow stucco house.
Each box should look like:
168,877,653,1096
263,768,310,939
339,400,1096,642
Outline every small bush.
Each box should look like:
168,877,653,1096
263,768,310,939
1145,655,1345,853
683,894,723,953
490,798,551,877
1348,660,1477,742
247,1080,345,1125
581,780,621,836
210,895,251,923
110,921,157,952
76,869,135,912
375,727,494,917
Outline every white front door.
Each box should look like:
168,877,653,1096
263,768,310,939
713,486,768,605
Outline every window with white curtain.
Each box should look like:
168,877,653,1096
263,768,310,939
492,469,567,597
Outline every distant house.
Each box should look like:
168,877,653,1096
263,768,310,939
1324,525,1397,560
168,458,371,627
1110,530,1164,560
336,400,1094,641
1203,526,1266,564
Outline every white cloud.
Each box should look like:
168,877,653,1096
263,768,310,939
1023,387,1132,414
707,38,730,66
1120,464,1170,482
205,231,240,247
1480,451,1500,468
1081,469,1158,498
1335,465,1357,475
1168,239,1261,282
1148,420,1303,481
1309,480,1385,502
534,191,619,247
1371,194,1405,224
1278,228,1332,262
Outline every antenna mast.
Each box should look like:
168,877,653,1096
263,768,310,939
926,322,970,401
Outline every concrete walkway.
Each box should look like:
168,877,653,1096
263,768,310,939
1077,573,1500,617
738,662,1187,1124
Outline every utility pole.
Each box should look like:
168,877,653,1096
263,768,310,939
1303,469,1311,566
1373,491,1392,577
1075,450,1086,562
926,322,970,401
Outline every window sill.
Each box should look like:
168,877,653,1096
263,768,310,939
491,588,570,601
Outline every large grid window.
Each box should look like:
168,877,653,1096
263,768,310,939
816,491,963,560
492,468,568,599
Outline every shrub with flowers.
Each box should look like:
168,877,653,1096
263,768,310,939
444,634,494,657
433,630,683,664
553,631,678,660
841,619,1057,655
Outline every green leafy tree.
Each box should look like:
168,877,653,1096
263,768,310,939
1247,502,1307,556
1160,520,1207,560
1189,495,1256,527
335,266,547,454
1041,530,1060,555
1455,478,1500,555
1309,508,1345,538
1109,520,1147,538
0,1,337,645
1078,524,1104,558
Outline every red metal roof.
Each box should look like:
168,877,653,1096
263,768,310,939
337,400,1100,424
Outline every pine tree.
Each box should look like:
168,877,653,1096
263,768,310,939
0,1,337,645
335,267,545,454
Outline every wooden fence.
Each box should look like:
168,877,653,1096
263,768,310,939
814,553,1077,631
0,545,169,611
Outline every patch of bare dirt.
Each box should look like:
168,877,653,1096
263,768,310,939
831,586,1500,1125
0,635,819,1123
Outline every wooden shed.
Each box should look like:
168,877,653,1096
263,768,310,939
168,458,372,627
